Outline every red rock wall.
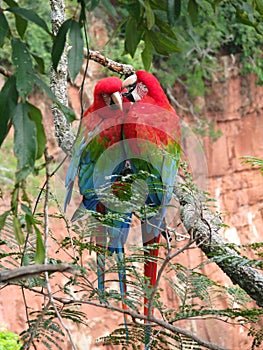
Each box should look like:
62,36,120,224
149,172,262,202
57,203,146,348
204,66,263,244
1,53,263,349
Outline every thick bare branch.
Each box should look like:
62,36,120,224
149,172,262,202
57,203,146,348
0,66,11,78
0,263,76,283
174,184,263,307
86,49,135,76
27,289,229,350
50,0,75,155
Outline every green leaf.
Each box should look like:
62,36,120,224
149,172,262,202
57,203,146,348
126,1,141,18
148,31,180,55
25,214,33,237
3,0,18,6
52,18,72,71
11,38,34,99
155,15,177,41
15,13,27,39
23,253,30,266
68,20,84,82
21,203,33,216
125,17,143,57
235,10,255,27
0,76,18,147
11,185,19,212
149,0,167,11
13,102,37,182
141,35,153,71
0,12,9,47
101,0,117,17
13,216,25,245
7,7,51,34
167,0,181,26
0,211,10,231
86,0,100,11
28,103,46,159
34,76,76,123
34,226,45,264
188,0,198,24
255,0,263,15
31,53,45,74
145,0,155,29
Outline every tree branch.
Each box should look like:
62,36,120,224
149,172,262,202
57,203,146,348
0,65,11,78
43,147,78,350
86,49,135,76
174,183,263,307
27,289,230,350
0,263,76,283
147,238,197,317
50,0,75,155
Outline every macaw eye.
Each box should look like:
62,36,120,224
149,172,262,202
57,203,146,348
137,82,148,98
102,93,111,105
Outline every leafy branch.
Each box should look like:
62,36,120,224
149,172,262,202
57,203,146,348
24,286,229,350
1,0,263,349
174,181,263,307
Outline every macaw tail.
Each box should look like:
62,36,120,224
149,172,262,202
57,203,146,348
96,236,129,343
142,219,162,350
106,212,131,343
95,203,108,303
143,234,161,316
108,246,129,343
143,231,161,350
96,207,131,344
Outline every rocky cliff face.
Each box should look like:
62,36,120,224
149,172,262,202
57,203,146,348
0,51,262,349
204,63,263,245
169,61,263,349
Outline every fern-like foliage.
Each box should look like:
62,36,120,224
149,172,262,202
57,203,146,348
20,307,65,350
1,161,263,349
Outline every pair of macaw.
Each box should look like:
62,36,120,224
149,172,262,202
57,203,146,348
65,70,181,346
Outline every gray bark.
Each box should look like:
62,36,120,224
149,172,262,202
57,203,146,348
50,0,75,155
0,264,76,283
48,0,263,308
174,183,263,307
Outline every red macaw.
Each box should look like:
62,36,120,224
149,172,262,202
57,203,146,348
65,72,181,348
64,76,135,335
122,70,181,320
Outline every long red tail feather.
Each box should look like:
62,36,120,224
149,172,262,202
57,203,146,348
143,234,161,317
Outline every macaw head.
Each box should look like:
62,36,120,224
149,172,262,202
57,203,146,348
122,70,170,108
94,76,123,111
122,71,148,103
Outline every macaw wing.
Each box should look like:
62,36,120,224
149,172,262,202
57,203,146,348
64,107,124,214
64,126,86,212
123,103,181,208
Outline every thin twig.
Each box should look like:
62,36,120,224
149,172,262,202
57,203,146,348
43,148,78,350
0,65,11,78
23,300,52,350
147,237,197,317
20,287,37,350
0,263,76,283
85,48,135,76
174,183,263,307
80,22,90,118
28,289,230,350
166,87,190,113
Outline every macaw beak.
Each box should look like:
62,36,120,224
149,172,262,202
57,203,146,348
122,74,137,89
122,74,137,103
111,91,123,111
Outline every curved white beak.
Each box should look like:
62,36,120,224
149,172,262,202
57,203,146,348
111,91,123,111
122,74,137,89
